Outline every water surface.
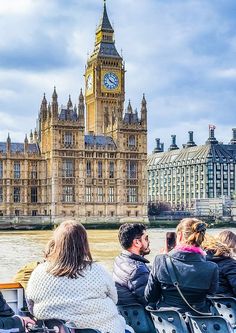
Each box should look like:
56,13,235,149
1,227,235,282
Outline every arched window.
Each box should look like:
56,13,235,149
128,135,136,147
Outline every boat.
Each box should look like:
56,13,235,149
0,283,235,333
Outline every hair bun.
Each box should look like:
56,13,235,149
193,222,206,233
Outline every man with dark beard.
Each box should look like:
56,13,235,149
113,223,150,306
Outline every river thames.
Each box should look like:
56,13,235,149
1,228,236,282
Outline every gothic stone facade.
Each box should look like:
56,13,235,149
0,3,148,221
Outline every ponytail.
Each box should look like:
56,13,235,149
176,218,207,247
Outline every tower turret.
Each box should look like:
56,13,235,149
78,89,85,127
67,95,73,109
30,130,33,143
123,100,139,124
6,133,11,153
47,103,51,119
40,93,47,120
127,100,133,114
141,94,147,127
93,0,120,58
34,128,38,143
24,134,28,153
85,0,123,135
52,87,58,119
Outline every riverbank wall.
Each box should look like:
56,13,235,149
0,215,236,230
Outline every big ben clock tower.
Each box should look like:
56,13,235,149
85,0,125,135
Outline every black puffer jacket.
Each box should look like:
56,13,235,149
0,292,14,316
113,250,150,305
207,254,236,296
145,250,219,314
0,292,24,332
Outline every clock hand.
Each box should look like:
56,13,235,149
109,78,115,84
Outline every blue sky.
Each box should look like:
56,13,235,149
0,0,236,152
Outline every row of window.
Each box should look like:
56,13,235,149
0,187,37,203
149,163,236,176
0,185,139,204
0,160,138,180
85,186,138,203
86,160,137,179
0,161,38,179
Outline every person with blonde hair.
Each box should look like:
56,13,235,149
203,235,236,297
26,220,133,333
217,230,236,258
145,218,219,314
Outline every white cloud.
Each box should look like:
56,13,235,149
0,0,236,154
211,68,236,79
0,0,34,15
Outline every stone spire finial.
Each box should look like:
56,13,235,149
40,93,47,119
41,93,47,106
141,93,147,126
30,130,33,143
52,86,58,101
98,0,113,32
127,100,133,114
24,134,28,152
142,93,146,105
52,87,58,119
79,88,84,102
7,133,11,143
67,95,73,109
33,128,38,143
78,89,85,127
6,133,11,152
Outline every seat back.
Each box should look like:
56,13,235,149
146,308,189,333
209,297,236,328
43,319,101,333
188,314,234,333
0,283,24,315
118,304,155,333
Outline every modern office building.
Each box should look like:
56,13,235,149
0,3,148,221
148,127,236,210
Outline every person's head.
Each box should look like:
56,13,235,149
217,230,236,256
118,223,150,256
176,218,207,247
202,234,231,257
45,220,93,278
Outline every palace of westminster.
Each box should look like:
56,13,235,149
1,2,236,221
0,2,147,221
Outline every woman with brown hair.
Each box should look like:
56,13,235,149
145,218,219,314
26,220,133,333
203,235,236,297
217,230,236,258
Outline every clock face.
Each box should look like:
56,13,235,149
103,72,119,90
86,74,93,90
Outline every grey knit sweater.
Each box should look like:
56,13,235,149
26,262,129,333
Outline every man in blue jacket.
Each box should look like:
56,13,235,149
113,223,150,305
